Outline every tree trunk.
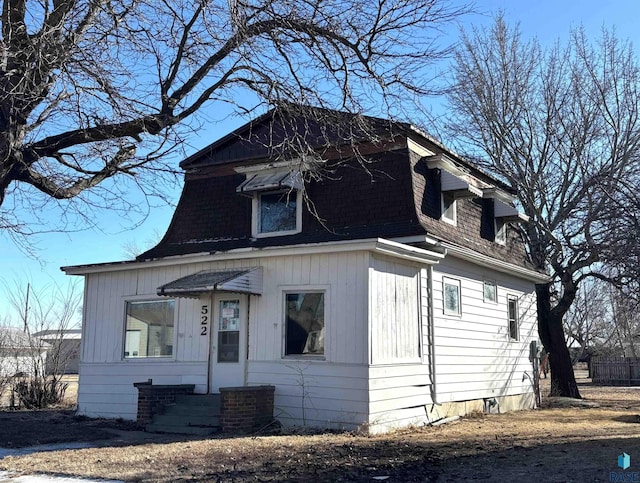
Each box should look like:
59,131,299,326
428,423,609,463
536,283,581,398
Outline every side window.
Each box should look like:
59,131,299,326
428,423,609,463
483,279,497,304
507,295,519,341
285,292,325,357
124,299,175,358
441,192,457,224
442,277,461,316
253,190,301,237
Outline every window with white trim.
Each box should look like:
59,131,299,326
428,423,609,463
284,291,325,356
441,192,457,224
483,279,497,303
494,219,506,244
253,189,302,237
124,299,175,358
507,295,519,341
443,277,461,316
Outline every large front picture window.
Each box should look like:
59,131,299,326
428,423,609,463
124,300,175,358
257,190,299,235
285,292,325,356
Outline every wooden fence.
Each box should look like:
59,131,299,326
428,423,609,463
591,357,640,386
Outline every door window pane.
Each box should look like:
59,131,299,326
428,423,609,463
218,300,240,363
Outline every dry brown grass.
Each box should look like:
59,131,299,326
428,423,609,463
2,375,640,482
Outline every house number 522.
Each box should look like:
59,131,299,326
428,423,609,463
200,305,209,336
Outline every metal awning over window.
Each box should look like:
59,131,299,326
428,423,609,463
236,170,303,194
494,200,529,223
157,267,263,298
440,170,483,199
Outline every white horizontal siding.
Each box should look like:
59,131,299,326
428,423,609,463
82,252,369,367
249,252,369,364
247,360,369,430
432,257,537,403
76,361,208,420
367,364,432,432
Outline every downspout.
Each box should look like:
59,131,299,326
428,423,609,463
427,264,439,405
206,291,215,394
244,295,251,386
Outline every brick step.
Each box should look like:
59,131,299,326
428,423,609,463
152,413,220,428
174,394,221,406
162,404,220,418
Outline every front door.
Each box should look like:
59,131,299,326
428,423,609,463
209,294,247,393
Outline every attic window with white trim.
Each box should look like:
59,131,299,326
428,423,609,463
494,218,506,244
254,190,301,236
492,199,528,244
441,192,456,224
236,168,304,238
427,159,482,225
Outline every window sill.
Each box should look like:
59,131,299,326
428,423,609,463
122,357,176,362
282,355,326,361
442,217,457,226
443,311,462,317
254,228,302,238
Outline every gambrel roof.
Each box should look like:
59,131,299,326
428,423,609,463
138,106,533,271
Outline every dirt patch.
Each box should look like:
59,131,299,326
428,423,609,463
1,380,639,482
0,410,138,448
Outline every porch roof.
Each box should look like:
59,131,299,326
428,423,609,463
157,267,263,298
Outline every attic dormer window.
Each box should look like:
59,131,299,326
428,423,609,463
426,156,484,226
236,167,304,238
256,190,301,235
494,218,506,244
491,198,528,244
441,192,457,224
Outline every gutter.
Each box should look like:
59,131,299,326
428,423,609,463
440,242,550,284
61,237,446,275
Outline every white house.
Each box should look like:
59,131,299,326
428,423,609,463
0,328,49,379
63,107,547,433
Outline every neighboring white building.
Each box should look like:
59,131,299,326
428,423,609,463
0,328,48,378
63,108,547,433
33,330,82,375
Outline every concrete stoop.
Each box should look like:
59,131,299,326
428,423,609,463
145,394,221,435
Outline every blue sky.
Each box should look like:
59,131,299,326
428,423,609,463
2,0,640,325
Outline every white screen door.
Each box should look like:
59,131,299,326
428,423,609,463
209,294,247,392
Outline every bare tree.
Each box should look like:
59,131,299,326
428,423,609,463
0,0,467,245
606,284,640,358
564,279,609,361
2,280,81,408
446,15,640,397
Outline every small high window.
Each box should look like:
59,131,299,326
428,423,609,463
483,279,497,303
285,292,325,356
253,190,301,237
507,295,519,341
441,192,457,224
124,300,175,358
443,277,461,316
